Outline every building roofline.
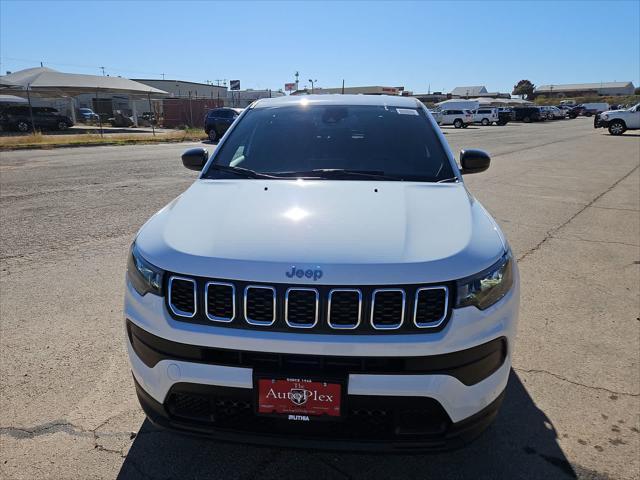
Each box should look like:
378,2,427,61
131,78,227,89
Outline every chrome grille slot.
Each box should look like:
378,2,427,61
371,289,405,330
205,282,235,322
414,287,448,328
285,288,319,328
244,285,276,326
328,289,362,329
168,276,197,317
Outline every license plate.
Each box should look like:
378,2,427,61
257,377,342,419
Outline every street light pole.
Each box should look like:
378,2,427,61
309,79,317,93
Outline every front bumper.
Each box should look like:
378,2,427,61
125,271,519,449
135,374,505,451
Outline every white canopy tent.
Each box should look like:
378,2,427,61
0,67,168,134
436,97,534,108
0,94,28,104
0,67,167,96
473,97,534,106
0,78,21,89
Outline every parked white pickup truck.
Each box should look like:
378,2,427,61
594,103,640,135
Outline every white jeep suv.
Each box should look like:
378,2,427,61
438,109,474,128
125,95,520,450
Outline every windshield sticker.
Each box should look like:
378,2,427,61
396,108,419,116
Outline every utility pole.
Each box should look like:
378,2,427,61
100,66,106,76
295,71,299,91
309,78,317,93
161,73,165,80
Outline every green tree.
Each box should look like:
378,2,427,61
513,80,536,100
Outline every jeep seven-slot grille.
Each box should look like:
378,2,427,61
166,275,451,333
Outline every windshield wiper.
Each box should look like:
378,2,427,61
271,169,403,180
437,176,459,183
206,164,279,179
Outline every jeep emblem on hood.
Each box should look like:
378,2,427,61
286,266,323,281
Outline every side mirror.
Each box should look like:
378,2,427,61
460,149,490,174
181,147,208,171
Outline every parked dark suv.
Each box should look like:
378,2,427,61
0,106,74,132
566,106,586,119
204,107,242,142
512,107,543,123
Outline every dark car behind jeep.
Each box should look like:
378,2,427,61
204,107,243,142
567,106,586,119
0,106,74,132
496,108,514,126
512,107,544,123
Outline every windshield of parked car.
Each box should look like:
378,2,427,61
202,104,454,181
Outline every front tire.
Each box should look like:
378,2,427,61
57,121,69,131
17,121,30,132
608,120,626,136
523,116,531,123
207,129,218,142
481,118,490,126
453,119,463,129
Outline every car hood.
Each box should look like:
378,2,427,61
136,179,506,284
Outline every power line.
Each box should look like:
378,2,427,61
0,56,180,79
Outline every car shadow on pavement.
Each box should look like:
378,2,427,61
117,371,579,480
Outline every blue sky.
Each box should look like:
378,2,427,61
1,1,639,93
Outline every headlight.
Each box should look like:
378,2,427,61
455,251,514,310
127,242,164,296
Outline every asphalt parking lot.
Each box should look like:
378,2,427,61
1,118,638,480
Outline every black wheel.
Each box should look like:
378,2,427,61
481,118,490,126
585,112,592,117
208,129,218,142
57,121,69,131
523,116,531,123
608,120,626,136
453,119,463,129
17,120,30,132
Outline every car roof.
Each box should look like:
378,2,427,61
210,107,243,112
252,94,422,109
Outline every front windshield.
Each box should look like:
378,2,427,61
202,104,454,182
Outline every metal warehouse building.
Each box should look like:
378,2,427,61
535,81,636,97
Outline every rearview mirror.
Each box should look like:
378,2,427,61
460,149,490,175
181,147,208,171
